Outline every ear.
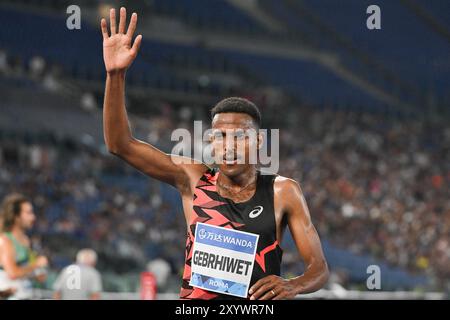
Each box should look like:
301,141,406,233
257,131,264,150
207,132,213,143
205,131,216,158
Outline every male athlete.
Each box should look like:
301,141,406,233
101,7,329,300
0,194,48,300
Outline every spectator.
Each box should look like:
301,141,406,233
53,249,102,300
146,258,171,291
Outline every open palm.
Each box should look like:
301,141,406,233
101,7,142,73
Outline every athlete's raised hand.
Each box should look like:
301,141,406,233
101,7,206,211
101,7,142,73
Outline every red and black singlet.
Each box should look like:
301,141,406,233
180,167,283,300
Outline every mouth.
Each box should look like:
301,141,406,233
223,154,239,165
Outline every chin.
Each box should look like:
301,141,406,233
24,223,35,230
217,163,247,177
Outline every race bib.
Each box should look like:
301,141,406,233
189,222,259,298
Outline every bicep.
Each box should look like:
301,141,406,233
283,181,326,267
116,138,206,192
287,205,324,267
0,237,18,274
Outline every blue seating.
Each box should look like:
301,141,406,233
225,50,383,109
151,0,266,33
1,6,429,111
259,0,449,105
301,0,450,97
419,1,450,29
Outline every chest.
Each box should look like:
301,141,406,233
190,185,275,238
216,185,257,203
12,239,30,263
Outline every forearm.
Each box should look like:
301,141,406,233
6,263,37,280
289,263,329,295
103,71,133,154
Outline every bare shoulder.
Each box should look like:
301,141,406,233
169,154,210,194
0,234,12,249
274,175,308,216
274,175,302,197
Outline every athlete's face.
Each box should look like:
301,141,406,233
210,113,262,177
16,202,36,230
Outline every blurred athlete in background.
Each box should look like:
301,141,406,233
0,193,48,299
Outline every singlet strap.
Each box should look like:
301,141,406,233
3,232,30,266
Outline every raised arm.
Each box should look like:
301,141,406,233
101,8,206,193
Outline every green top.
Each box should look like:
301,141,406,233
4,232,30,266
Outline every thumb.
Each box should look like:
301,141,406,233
130,35,142,57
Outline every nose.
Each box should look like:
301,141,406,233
224,134,236,152
224,146,236,159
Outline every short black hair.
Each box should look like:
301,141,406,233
211,97,262,128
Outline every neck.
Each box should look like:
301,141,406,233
11,225,24,238
217,166,257,189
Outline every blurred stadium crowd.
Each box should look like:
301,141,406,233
1,96,448,292
0,0,449,295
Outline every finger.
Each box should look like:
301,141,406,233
130,35,142,57
259,289,279,300
118,7,126,34
126,12,138,38
110,8,116,35
101,18,109,39
249,276,272,295
250,282,276,300
272,292,287,300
